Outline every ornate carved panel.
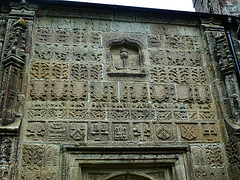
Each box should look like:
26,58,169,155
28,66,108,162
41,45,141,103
106,37,146,77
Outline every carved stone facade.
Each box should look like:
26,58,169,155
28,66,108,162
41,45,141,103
1,0,240,179
193,1,240,179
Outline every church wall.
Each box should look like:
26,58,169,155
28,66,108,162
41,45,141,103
1,1,239,179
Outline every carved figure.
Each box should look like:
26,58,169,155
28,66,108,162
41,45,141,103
120,48,129,69
106,37,146,77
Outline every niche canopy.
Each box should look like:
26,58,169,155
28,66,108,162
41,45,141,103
106,37,146,77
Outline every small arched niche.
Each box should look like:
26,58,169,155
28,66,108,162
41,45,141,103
106,37,146,77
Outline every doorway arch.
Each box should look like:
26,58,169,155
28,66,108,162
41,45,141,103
106,174,152,180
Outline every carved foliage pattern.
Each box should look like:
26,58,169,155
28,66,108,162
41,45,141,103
150,66,207,85
225,137,240,164
191,144,225,180
70,63,103,81
20,144,58,179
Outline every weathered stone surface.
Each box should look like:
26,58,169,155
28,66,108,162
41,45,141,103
1,1,240,179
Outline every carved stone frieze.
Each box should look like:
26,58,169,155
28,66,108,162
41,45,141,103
33,43,102,62
154,103,187,120
30,61,68,79
150,66,207,84
0,4,234,180
70,63,103,81
188,103,216,120
23,119,220,143
149,50,202,67
89,121,109,141
34,27,101,45
26,122,46,141
29,80,88,101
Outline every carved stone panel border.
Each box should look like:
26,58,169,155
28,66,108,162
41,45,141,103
63,146,190,180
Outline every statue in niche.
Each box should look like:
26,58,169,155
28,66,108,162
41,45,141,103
106,37,146,77
120,48,128,69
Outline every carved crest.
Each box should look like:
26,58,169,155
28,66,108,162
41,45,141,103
156,125,171,140
180,124,197,141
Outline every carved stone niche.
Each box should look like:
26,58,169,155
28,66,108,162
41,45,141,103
63,145,189,180
106,37,146,77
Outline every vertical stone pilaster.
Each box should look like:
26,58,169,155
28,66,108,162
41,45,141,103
0,9,34,127
0,4,36,180
201,17,240,180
